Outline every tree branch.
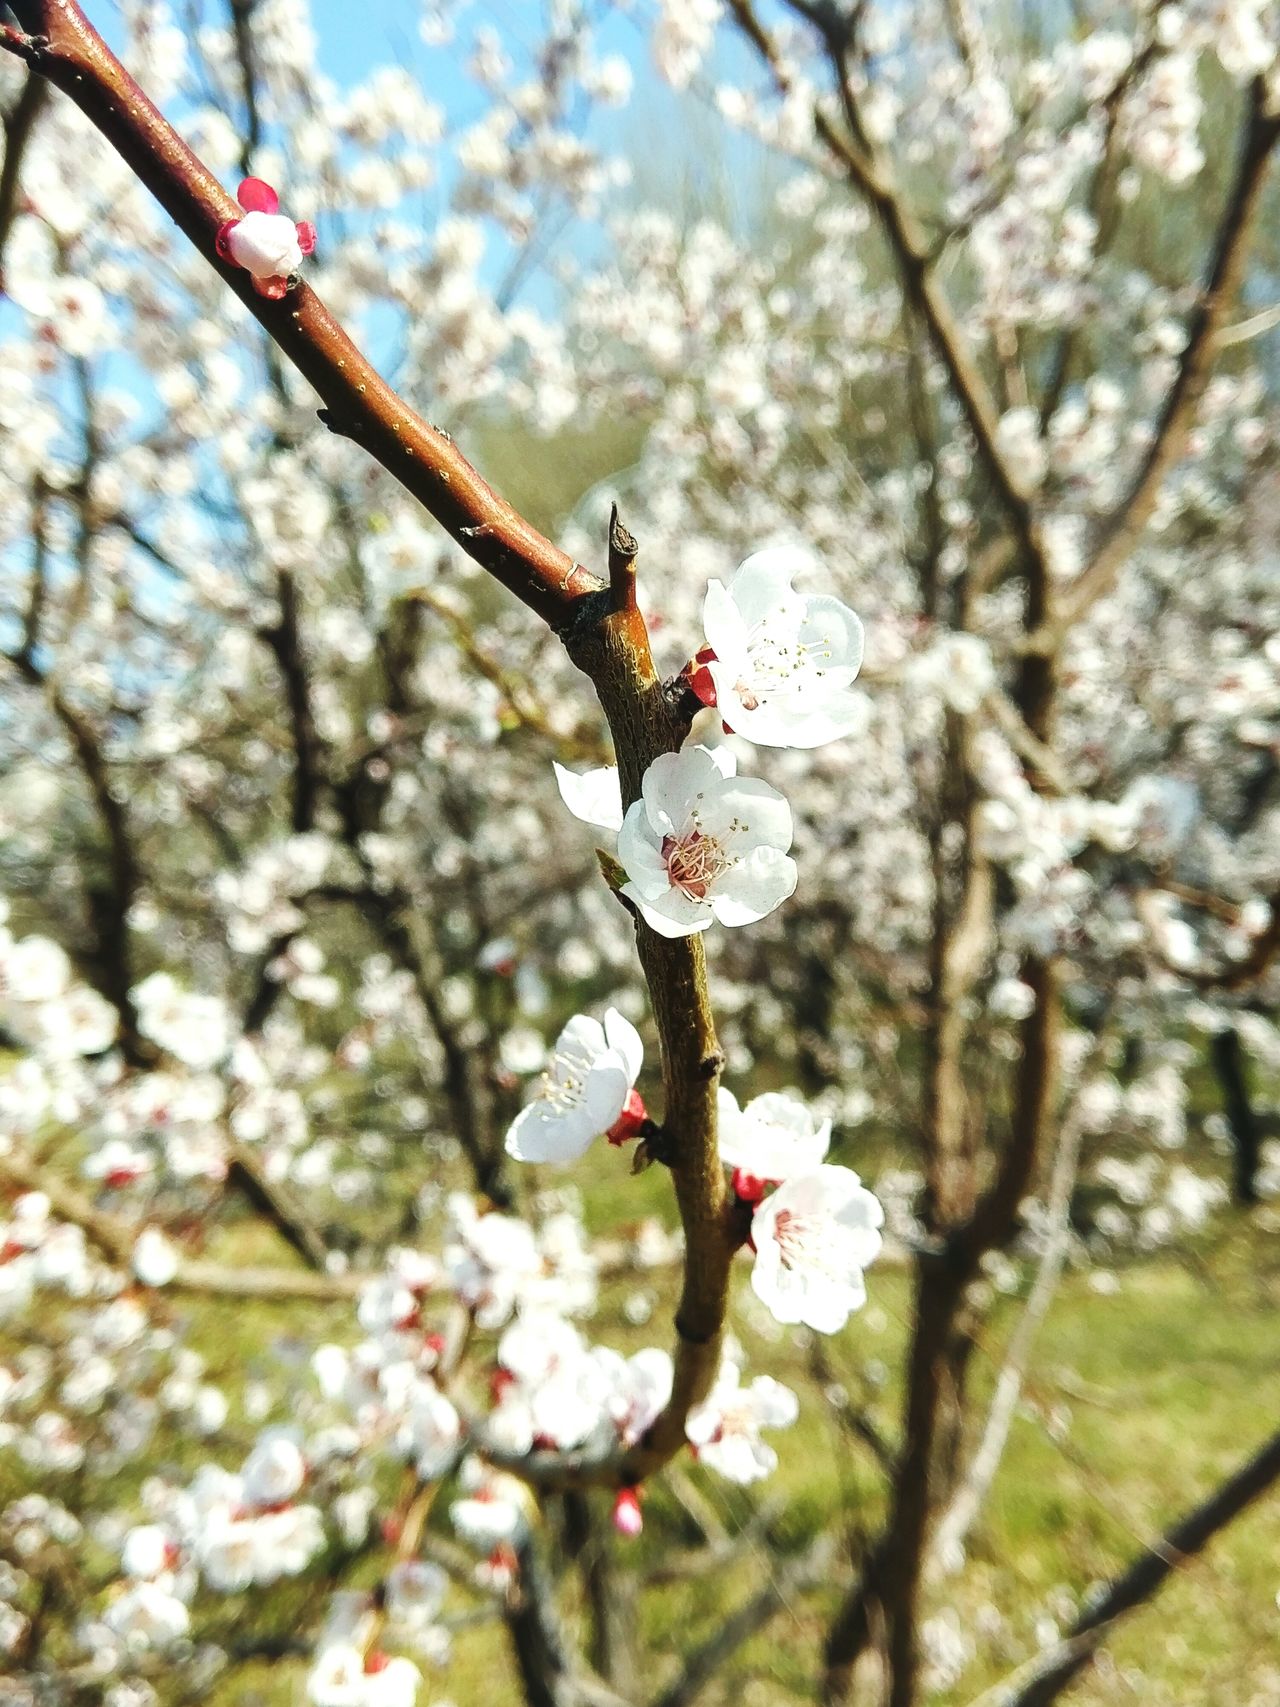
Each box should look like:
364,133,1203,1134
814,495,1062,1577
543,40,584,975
0,65,44,285
0,0,601,629
997,1427,1280,1707
731,0,1049,587
0,1146,362,1298
931,1084,1087,1572
647,1542,831,1707
1030,83,1280,651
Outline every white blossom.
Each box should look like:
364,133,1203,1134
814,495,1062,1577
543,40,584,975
750,1166,884,1333
717,1088,831,1182
553,762,624,831
505,1008,643,1162
699,547,866,747
617,745,797,938
686,1355,798,1482
132,1229,179,1288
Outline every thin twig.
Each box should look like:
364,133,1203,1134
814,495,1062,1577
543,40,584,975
0,1,601,627
992,1427,1280,1707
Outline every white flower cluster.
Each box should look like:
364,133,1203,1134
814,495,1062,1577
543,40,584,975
213,832,335,953
721,1089,884,1334
0,1193,95,1321
0,914,117,1060
557,545,865,938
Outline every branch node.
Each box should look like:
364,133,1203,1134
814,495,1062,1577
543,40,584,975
607,501,638,614
697,1048,725,1081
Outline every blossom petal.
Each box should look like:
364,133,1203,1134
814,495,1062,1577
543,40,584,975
556,1012,607,1061
796,595,865,681
702,577,751,666
728,545,818,626
617,803,673,901
505,1101,596,1163
710,846,797,927
748,1375,801,1429
603,1007,644,1084
237,176,279,214
583,1055,631,1133
698,776,793,853
639,744,733,835
554,762,623,832
623,885,712,937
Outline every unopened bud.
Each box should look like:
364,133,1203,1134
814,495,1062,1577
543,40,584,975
612,1487,643,1538
607,1089,647,1145
731,1168,768,1205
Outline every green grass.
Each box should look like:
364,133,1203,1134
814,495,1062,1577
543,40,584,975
5,1145,1278,1706
188,1214,1280,1706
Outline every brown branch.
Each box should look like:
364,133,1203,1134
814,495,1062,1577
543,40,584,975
223,1135,332,1271
607,503,638,616
409,587,610,765
0,1146,363,1298
1030,83,1280,652
226,0,262,176
647,1542,831,1707
556,599,737,1488
495,1483,634,1707
1192,889,1280,991
732,0,1048,587
9,647,148,1056
0,0,601,629
397,894,514,1206
562,1490,632,1685
258,571,323,832
999,1427,1280,1707
1038,33,1165,428
1140,881,1280,991
958,957,1061,1262
1211,1026,1262,1206
932,1076,1090,1572
3,0,742,1505
0,66,44,285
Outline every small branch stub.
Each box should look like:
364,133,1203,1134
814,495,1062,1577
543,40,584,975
596,846,628,893
608,502,639,614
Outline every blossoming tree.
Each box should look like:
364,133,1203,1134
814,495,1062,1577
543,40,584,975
1,3,1279,1707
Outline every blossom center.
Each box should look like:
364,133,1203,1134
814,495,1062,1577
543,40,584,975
742,617,836,704
661,829,729,900
536,1045,592,1112
771,1207,838,1275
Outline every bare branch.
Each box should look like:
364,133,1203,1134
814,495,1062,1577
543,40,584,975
258,566,324,834
0,1147,362,1298
931,1086,1088,1572
0,0,601,629
1030,84,1280,652
0,66,45,285
647,1541,832,1707
995,1427,1280,1707
730,0,1049,587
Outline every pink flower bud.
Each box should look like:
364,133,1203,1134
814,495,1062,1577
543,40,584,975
685,645,718,708
606,1088,648,1145
215,178,317,299
731,1167,768,1205
612,1487,643,1538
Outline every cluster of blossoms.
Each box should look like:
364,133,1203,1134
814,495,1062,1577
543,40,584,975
104,1431,324,1649
557,546,865,935
1,2,1273,1702
0,912,117,1060
511,544,884,1336
49,1184,803,1689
